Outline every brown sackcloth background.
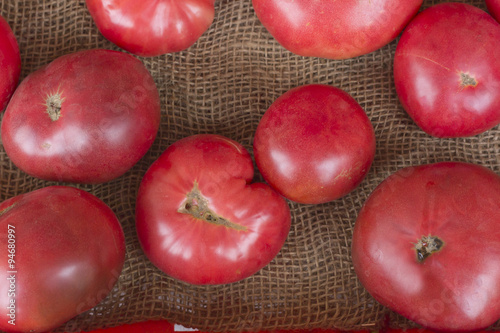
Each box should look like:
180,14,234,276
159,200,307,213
0,0,499,332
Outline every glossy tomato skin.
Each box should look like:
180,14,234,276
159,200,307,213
86,0,215,57
1,49,161,184
394,3,500,138
253,84,376,205
486,0,500,22
252,0,423,60
0,186,125,333
352,162,500,332
136,134,291,285
0,15,21,112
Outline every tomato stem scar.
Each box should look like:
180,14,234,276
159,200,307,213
460,72,477,88
46,92,64,121
415,235,444,263
178,182,247,231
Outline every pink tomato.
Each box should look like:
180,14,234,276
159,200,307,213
486,0,500,22
352,162,500,332
252,0,423,59
394,3,500,137
253,84,376,204
0,15,21,111
0,186,125,333
1,49,161,184
136,134,291,285
86,0,216,57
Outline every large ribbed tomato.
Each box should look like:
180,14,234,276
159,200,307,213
252,0,423,59
352,162,500,332
0,14,21,111
136,134,291,285
86,0,215,57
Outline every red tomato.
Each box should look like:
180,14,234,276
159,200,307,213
352,162,500,332
252,0,423,60
1,49,161,184
62,320,175,333
0,15,21,112
486,0,500,22
394,3,500,138
0,186,125,333
136,134,291,285
85,0,215,57
253,84,376,205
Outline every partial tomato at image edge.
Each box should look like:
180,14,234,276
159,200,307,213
486,0,500,22
58,321,476,333
352,162,500,332
394,2,500,138
252,0,423,59
85,0,216,57
0,14,21,112
0,186,126,333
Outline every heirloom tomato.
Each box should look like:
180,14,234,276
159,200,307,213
0,15,21,112
136,134,291,285
86,0,215,57
352,162,500,332
486,0,500,22
252,0,423,59
1,49,160,184
394,3,500,138
253,84,376,204
0,186,125,333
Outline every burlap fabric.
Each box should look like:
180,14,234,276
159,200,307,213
0,0,498,331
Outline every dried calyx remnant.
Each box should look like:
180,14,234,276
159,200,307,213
415,235,444,263
178,182,247,231
46,93,64,121
460,72,477,88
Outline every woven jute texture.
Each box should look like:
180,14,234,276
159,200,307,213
0,0,499,332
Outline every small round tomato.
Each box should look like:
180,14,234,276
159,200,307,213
1,49,161,184
394,3,500,138
136,134,291,285
0,14,21,112
252,0,423,59
0,186,125,333
486,0,500,22
86,0,216,57
253,84,376,205
352,162,500,332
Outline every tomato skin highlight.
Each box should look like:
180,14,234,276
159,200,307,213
86,0,215,57
352,162,500,332
0,14,21,112
136,134,291,285
1,49,161,184
252,0,423,59
0,186,125,333
394,3,500,138
253,84,376,205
